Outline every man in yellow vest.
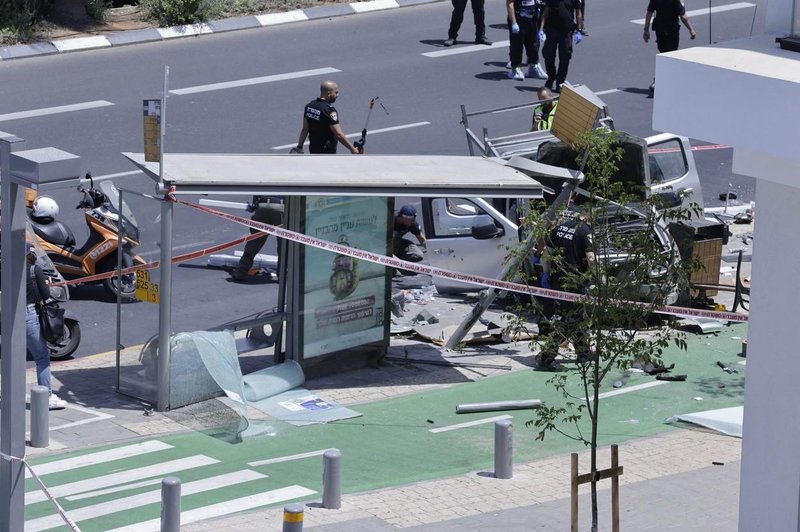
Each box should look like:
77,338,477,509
531,86,558,131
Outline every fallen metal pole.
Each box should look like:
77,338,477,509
456,400,543,414
385,356,512,370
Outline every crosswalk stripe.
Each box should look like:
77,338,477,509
27,441,172,479
25,455,219,506
169,67,341,96
65,478,161,502
105,485,316,532
26,470,267,531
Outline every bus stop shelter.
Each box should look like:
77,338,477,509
122,153,572,411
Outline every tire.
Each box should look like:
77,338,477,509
102,252,137,303
49,318,81,360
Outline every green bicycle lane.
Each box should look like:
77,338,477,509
26,324,746,531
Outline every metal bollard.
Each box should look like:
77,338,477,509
160,476,181,532
282,503,304,532
494,419,513,479
30,386,49,448
322,449,341,509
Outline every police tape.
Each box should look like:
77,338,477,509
175,198,748,323
49,231,266,288
0,451,81,531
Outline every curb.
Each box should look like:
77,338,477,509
0,0,440,61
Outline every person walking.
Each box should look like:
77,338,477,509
535,198,595,371
26,244,67,410
531,86,558,130
507,0,546,80
296,80,360,155
443,0,492,47
539,0,583,93
230,196,285,282
643,0,697,93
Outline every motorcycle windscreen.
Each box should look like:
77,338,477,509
100,180,139,231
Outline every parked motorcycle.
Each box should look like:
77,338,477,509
28,174,144,302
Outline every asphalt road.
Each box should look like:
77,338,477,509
0,0,765,358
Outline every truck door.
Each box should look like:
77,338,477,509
645,134,704,213
421,197,515,291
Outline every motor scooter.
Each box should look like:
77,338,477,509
28,174,144,302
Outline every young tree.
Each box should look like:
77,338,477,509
510,129,698,531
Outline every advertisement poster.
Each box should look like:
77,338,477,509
302,196,389,359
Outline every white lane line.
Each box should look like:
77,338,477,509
25,455,219,505
0,100,114,122
430,414,512,433
596,380,668,401
26,441,172,479
170,67,341,96
272,121,431,150
350,0,399,12
595,89,620,96
106,485,317,532
248,448,336,467
422,40,509,58
26,470,267,531
631,2,755,23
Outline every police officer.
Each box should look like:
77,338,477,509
539,0,583,93
230,195,285,282
536,197,595,370
295,80,360,155
642,0,696,92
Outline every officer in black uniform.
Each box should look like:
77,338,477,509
539,0,583,92
230,195,285,282
536,199,595,370
295,80,360,155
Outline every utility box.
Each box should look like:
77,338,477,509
9,148,81,191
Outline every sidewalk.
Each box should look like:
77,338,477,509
20,218,753,530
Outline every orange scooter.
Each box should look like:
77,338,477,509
28,174,144,302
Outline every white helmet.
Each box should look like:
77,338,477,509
32,196,59,219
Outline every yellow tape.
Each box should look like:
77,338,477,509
283,511,304,523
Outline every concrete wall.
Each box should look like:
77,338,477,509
738,178,800,531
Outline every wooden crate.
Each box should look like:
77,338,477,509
691,238,722,297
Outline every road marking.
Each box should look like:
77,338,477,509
26,470,267,531
596,381,668,401
248,448,337,467
66,478,162,501
271,121,431,150
422,40,510,58
25,455,219,505
430,414,512,433
0,101,114,123
106,485,317,532
26,441,171,479
631,2,755,23
595,89,620,96
169,67,342,96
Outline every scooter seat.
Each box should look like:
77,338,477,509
29,218,76,248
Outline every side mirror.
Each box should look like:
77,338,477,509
472,222,504,240
655,191,682,209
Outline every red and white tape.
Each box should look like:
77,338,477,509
175,198,748,323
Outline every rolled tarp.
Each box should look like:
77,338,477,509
242,359,305,402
